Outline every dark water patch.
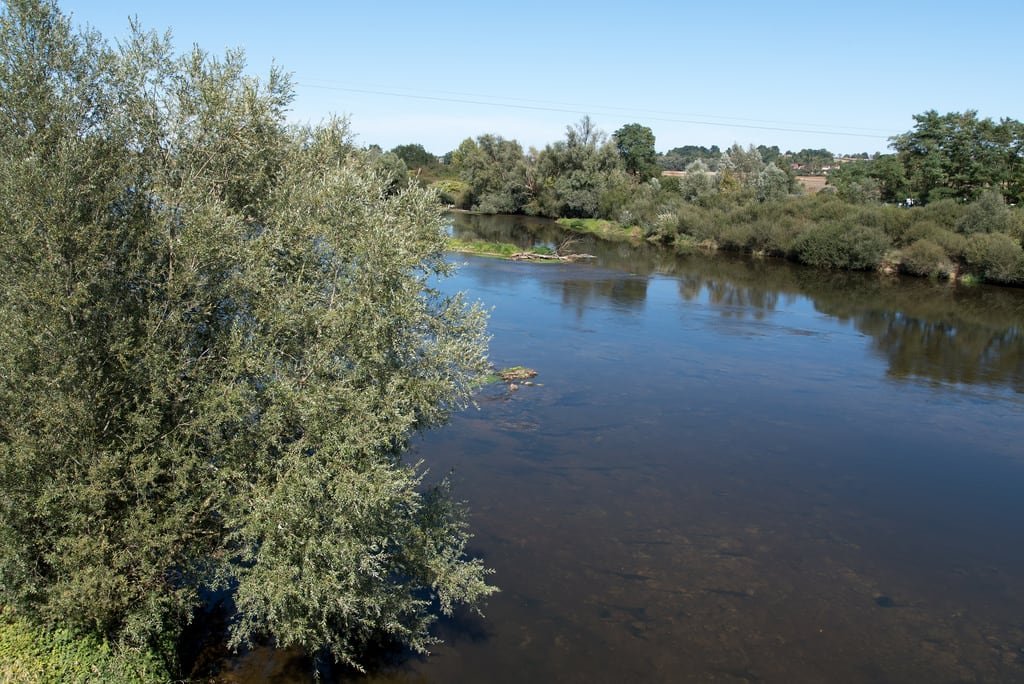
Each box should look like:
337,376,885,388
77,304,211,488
704,588,754,599
874,595,897,608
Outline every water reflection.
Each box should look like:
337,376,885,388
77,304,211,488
449,212,1024,392
548,276,649,317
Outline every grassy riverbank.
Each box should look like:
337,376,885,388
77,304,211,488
568,193,1024,286
557,218,642,242
0,610,169,683
447,237,555,259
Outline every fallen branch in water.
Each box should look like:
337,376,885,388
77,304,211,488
509,252,596,261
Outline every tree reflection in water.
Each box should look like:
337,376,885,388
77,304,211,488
449,211,1024,392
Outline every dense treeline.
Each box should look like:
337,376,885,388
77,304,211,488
831,110,1024,205
0,0,494,677
418,112,1024,285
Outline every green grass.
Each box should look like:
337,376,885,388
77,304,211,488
447,238,555,259
0,610,169,683
556,217,641,242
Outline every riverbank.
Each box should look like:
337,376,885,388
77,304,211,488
447,237,555,260
545,193,1024,287
447,236,595,263
556,218,643,243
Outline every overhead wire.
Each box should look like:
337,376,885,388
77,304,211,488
298,78,893,135
295,80,892,141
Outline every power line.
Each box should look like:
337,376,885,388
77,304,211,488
296,81,891,141
299,78,894,135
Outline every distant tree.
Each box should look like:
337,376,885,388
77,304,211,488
390,143,437,170
1001,118,1024,204
868,154,910,203
890,110,1023,203
569,114,602,147
788,148,835,173
720,143,764,187
367,149,409,193
531,117,622,217
678,159,717,203
658,145,721,171
755,163,791,202
451,134,530,212
756,145,782,164
613,123,659,179
827,162,882,203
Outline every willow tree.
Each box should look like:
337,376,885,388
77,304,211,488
0,0,493,670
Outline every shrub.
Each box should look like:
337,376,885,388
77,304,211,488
648,212,681,242
792,222,891,270
803,192,853,222
902,220,967,259
674,204,719,244
956,190,1017,235
659,175,683,195
476,191,521,214
432,179,471,207
963,233,1024,283
1011,209,1024,243
899,239,956,277
0,611,169,683
853,204,906,242
916,198,964,231
718,221,755,251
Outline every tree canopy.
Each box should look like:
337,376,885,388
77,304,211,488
531,116,623,218
613,123,658,179
0,0,494,671
450,133,530,213
390,143,437,169
890,110,1024,204
657,145,721,171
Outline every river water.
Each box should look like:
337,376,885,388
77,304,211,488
215,213,1024,682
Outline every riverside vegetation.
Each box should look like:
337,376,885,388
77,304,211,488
392,115,1024,286
2,1,1021,681
0,1,495,679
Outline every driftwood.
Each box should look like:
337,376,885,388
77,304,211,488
509,252,595,262
510,235,596,262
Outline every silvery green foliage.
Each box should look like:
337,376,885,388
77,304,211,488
720,143,765,187
755,163,791,203
0,0,493,669
450,133,530,213
533,117,623,218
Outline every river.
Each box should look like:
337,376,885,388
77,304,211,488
214,212,1024,682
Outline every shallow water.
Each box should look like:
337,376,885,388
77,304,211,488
214,213,1024,682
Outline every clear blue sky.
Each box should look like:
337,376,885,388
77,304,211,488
58,0,1024,156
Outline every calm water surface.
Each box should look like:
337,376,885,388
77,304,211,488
216,213,1024,682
